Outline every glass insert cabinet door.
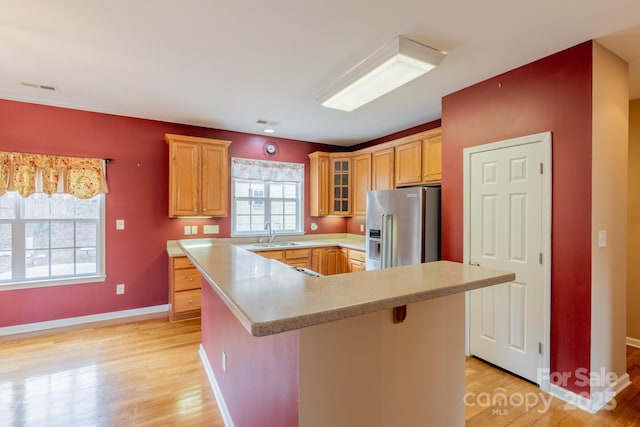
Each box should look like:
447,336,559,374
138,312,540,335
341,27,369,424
330,158,351,215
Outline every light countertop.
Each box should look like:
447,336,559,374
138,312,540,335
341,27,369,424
177,239,515,337
167,234,365,257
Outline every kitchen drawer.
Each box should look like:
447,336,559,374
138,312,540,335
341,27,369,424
348,249,366,262
174,289,201,313
259,250,284,260
173,256,195,270
286,248,311,260
174,268,202,291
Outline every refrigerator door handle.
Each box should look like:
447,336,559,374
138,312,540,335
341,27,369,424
381,214,387,268
381,214,394,269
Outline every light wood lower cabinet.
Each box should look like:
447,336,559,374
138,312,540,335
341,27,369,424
169,256,202,321
257,246,363,275
348,249,366,272
285,248,311,268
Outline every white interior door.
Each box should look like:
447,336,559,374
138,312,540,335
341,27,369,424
466,133,550,384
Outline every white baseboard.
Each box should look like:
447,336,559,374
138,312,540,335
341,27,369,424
548,373,631,414
199,345,234,427
0,304,169,337
626,337,640,348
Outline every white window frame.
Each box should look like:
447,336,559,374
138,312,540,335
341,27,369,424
0,192,106,291
231,178,303,237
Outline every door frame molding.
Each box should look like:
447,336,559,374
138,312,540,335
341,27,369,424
463,131,552,392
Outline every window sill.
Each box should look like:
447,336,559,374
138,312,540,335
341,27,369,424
0,275,107,291
230,231,305,238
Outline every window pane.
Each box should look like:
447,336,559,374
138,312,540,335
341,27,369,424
283,184,297,199
0,224,11,250
51,196,76,218
235,181,251,198
26,222,50,249
271,200,283,215
76,222,97,247
250,216,265,231
270,219,283,231
236,200,251,215
0,193,16,219
51,248,74,276
74,196,100,218
284,202,296,215
51,222,74,248
77,248,97,274
270,184,283,198
283,216,297,231
236,215,251,232
0,251,10,280
26,250,49,278
250,183,265,197
24,194,51,219
252,200,265,214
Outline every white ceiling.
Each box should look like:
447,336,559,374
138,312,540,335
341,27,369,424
2,1,640,146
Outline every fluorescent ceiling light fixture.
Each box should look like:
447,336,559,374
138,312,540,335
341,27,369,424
318,36,446,112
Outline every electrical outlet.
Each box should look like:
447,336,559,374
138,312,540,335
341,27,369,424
360,224,364,232
184,225,191,235
222,351,227,373
191,225,198,235
116,284,125,295
204,225,220,234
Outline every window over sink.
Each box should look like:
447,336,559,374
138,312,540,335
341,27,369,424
230,158,304,237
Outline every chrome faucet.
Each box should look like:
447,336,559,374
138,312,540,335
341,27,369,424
264,221,276,244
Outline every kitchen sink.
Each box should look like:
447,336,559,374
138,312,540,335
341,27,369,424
252,242,300,248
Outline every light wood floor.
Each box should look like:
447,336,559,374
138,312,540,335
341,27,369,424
0,317,222,427
1,317,639,426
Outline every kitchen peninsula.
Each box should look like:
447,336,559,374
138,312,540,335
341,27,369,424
178,239,515,427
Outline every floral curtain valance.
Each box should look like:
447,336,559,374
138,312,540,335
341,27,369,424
231,158,304,183
0,151,109,199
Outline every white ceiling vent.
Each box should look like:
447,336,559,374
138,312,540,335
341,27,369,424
21,82,58,91
256,119,278,126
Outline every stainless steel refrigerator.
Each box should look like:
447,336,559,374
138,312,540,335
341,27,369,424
366,187,440,270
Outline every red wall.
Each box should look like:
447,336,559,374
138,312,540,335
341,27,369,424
201,283,299,427
441,41,593,394
0,99,344,327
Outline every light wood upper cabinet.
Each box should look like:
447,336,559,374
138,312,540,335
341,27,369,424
309,152,330,216
393,128,442,187
371,147,394,190
422,132,442,184
329,155,351,216
395,139,422,186
166,134,231,217
352,153,371,216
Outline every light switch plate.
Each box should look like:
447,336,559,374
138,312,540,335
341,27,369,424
116,219,125,230
191,225,198,235
598,230,606,248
